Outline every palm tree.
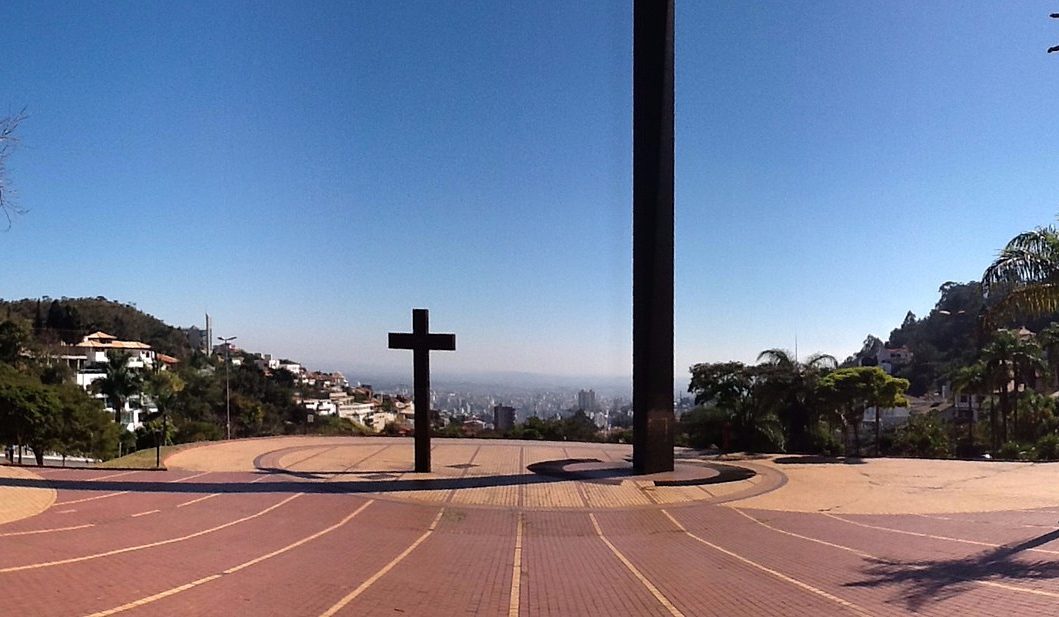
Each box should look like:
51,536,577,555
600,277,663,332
755,349,838,452
982,225,1059,327
1037,322,1059,390
951,362,988,447
1009,334,1045,437
94,351,142,424
981,331,1020,448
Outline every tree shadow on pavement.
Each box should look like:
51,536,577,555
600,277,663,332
772,455,866,465
845,529,1059,611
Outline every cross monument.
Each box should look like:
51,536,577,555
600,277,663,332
388,308,456,472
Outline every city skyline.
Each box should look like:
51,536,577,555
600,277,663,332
2,2,1058,380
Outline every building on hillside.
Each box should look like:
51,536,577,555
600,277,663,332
337,400,375,425
278,360,303,376
493,405,516,432
877,347,913,375
255,353,281,371
300,399,338,416
59,332,163,432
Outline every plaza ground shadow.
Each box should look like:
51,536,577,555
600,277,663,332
0,458,756,495
845,529,1059,611
772,455,866,465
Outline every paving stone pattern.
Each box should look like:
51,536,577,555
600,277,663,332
2,437,1058,616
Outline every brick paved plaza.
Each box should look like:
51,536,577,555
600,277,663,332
2,436,1059,616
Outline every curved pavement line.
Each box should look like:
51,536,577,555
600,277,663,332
81,499,376,617
317,508,445,617
660,509,873,617
52,491,130,507
50,471,213,507
822,513,1059,557
82,471,142,482
731,507,1059,601
0,493,303,574
588,513,685,617
0,524,94,537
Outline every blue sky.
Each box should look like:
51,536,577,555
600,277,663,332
1,1,1057,383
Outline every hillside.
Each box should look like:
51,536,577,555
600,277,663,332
0,297,193,358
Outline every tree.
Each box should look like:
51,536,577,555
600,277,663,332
981,330,1017,448
1008,333,1045,435
868,371,909,454
0,365,58,465
143,369,184,452
52,384,118,464
0,110,27,228
979,329,1043,447
818,367,906,456
755,349,837,452
981,225,1059,327
951,361,989,447
688,361,784,452
94,351,142,424
0,320,29,364
1038,322,1059,389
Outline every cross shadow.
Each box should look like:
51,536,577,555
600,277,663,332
846,529,1059,611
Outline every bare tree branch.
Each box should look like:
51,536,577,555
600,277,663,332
0,108,28,230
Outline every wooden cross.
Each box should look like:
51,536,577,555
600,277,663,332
388,308,456,472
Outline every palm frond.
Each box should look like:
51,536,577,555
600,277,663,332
756,348,795,368
984,284,1059,328
804,353,838,370
982,247,1059,296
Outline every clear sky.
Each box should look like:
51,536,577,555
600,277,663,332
1,1,1057,384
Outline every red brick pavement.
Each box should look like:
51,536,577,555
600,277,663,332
3,467,1059,616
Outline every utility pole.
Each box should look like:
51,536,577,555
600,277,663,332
218,335,237,440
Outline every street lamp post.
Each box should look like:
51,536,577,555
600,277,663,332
218,336,237,440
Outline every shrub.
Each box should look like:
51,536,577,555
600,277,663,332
997,441,1024,461
174,420,223,443
679,406,727,450
894,413,951,458
1035,434,1059,461
806,427,842,456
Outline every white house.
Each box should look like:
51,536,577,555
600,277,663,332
862,405,911,430
301,398,338,416
60,332,162,432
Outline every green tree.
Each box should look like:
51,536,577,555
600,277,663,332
1037,322,1059,389
0,366,58,465
93,351,142,424
0,320,29,364
818,367,905,456
982,225,1059,327
951,362,989,448
143,369,184,447
1008,334,1045,435
981,330,1018,448
755,349,837,452
688,361,784,452
52,384,118,463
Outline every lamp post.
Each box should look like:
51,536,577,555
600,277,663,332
218,336,237,440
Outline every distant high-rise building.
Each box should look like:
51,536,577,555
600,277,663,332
577,389,597,412
493,405,516,433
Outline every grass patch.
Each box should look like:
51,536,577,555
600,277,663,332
98,443,198,469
